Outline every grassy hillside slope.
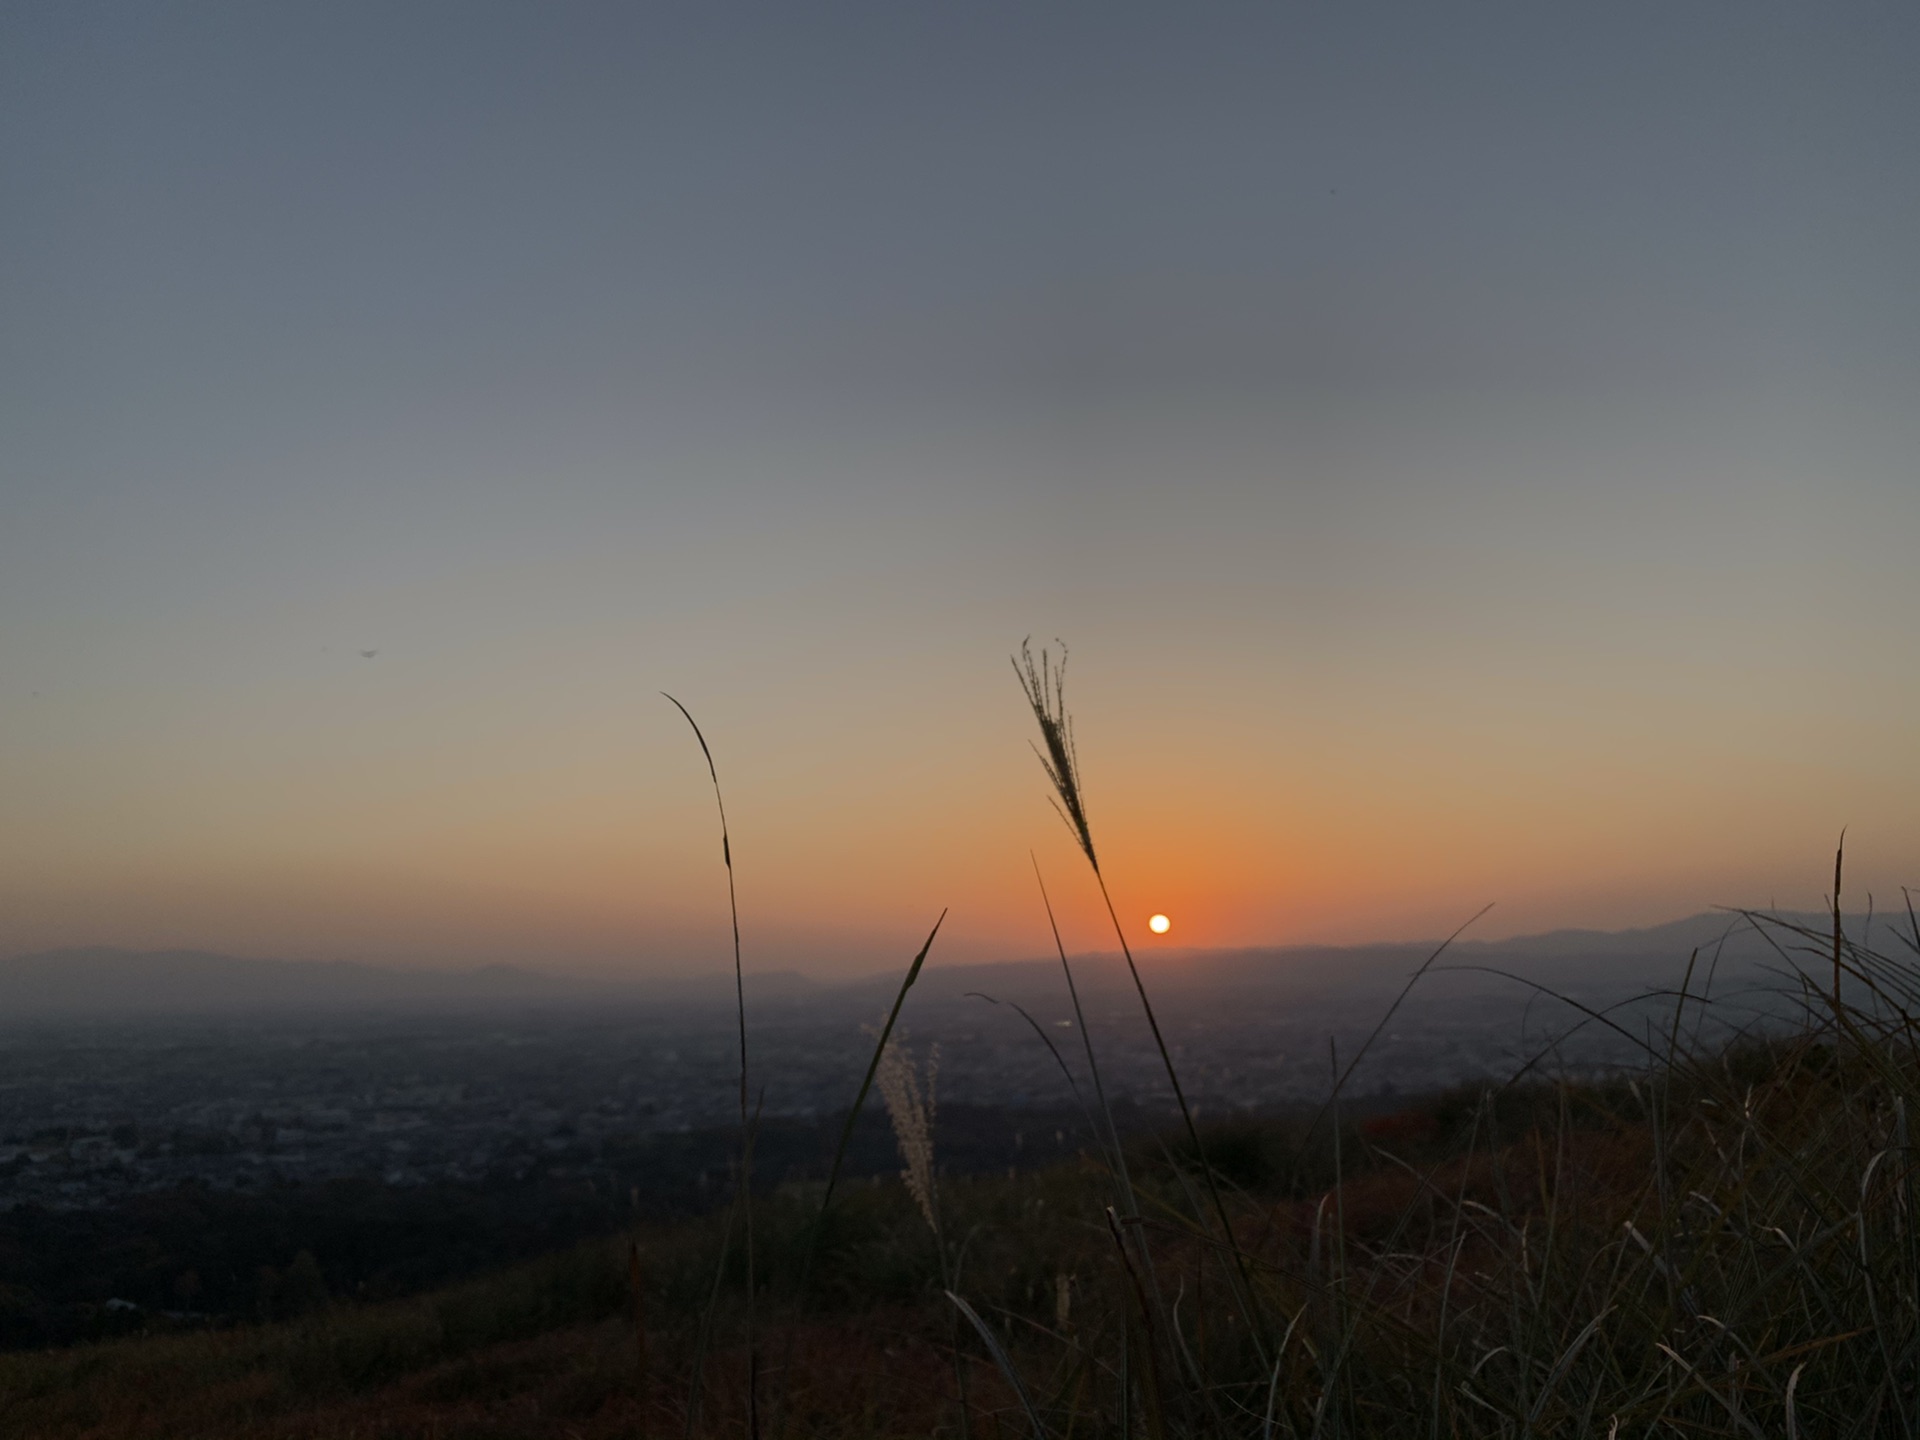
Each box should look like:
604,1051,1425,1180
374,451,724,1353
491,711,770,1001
3,939,1914,1440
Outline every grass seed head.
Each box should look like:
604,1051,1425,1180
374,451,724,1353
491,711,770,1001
1013,639,1097,869
870,1027,940,1239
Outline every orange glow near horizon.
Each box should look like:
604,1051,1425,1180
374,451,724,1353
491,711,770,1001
3,5,1918,983
2,687,1910,983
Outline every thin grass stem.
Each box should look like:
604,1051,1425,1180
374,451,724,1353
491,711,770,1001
662,693,758,1439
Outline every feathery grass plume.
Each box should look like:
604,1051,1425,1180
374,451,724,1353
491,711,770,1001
870,1029,978,1436
872,1031,940,1237
1012,639,1266,1361
1014,640,1096,868
661,694,757,1440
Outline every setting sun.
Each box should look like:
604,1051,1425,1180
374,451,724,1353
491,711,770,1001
1148,914,1171,935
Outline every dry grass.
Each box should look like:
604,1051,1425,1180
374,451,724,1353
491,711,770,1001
4,654,1914,1437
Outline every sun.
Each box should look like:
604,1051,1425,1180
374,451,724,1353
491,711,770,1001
1147,914,1171,935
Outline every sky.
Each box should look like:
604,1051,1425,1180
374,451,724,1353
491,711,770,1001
2,4,1916,978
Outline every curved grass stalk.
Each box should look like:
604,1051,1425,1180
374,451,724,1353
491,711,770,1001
947,1289,1051,1439
662,693,757,1438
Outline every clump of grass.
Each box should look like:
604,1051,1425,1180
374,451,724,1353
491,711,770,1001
639,650,1920,1439
984,648,1920,1437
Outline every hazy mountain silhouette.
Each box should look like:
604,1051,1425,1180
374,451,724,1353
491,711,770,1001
0,911,1873,1020
0,949,591,1017
842,909,1863,1016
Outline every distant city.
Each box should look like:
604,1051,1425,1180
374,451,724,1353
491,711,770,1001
0,910,1831,1212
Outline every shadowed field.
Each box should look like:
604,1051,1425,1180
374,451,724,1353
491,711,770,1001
1,982,1913,1439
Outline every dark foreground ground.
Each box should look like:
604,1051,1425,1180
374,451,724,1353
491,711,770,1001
0,1101,1105,1351
1,916,1897,1437
0,1020,1912,1440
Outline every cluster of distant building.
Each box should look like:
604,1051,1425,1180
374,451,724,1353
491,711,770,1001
0,977,1662,1211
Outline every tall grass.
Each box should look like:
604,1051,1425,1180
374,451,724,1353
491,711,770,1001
646,651,1920,1438
663,695,759,1437
7,659,1912,1440
951,649,1920,1437
12,905,1917,1439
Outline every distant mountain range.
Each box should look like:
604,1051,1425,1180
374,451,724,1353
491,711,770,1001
839,909,1872,1020
0,948,820,1019
0,908,1885,1021
0,949,585,1018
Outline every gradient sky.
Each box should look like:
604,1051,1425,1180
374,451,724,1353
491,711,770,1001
3,4,1916,977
